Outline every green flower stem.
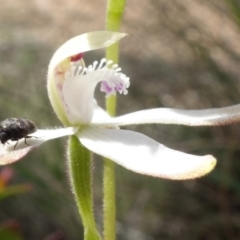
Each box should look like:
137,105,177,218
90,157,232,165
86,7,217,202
103,158,116,240
225,0,240,27
68,135,101,240
105,0,126,116
104,1,126,240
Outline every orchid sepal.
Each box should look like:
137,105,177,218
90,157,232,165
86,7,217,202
78,127,217,180
90,104,240,127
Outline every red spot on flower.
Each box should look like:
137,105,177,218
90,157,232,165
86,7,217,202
71,53,84,62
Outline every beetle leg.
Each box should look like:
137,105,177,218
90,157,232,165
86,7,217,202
24,136,30,146
13,140,19,150
24,135,38,146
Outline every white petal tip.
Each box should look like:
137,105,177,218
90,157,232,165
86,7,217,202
199,154,217,175
0,146,34,165
166,154,217,180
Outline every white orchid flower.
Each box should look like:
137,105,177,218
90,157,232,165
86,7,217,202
3,31,239,180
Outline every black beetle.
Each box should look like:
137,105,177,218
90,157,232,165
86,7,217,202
0,118,37,148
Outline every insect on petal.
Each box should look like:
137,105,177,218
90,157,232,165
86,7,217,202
0,127,77,165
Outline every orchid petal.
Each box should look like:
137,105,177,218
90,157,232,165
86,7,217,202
91,104,240,127
0,127,77,165
49,31,127,71
78,127,216,180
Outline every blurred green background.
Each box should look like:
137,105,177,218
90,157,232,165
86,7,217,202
1,0,240,239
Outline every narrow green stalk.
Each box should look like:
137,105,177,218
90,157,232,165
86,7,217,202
225,0,240,27
106,0,126,32
105,0,126,114
104,1,126,240
103,159,116,240
68,135,101,240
